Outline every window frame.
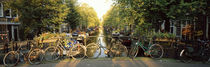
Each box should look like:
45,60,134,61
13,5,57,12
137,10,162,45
0,3,3,17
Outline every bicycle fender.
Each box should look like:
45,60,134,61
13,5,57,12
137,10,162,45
180,49,185,57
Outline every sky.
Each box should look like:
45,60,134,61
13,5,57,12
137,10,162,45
77,0,114,20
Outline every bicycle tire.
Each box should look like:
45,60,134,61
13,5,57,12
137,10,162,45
69,44,86,60
3,51,19,67
129,45,139,59
149,44,164,59
44,46,62,61
110,44,128,57
86,43,101,59
28,49,44,64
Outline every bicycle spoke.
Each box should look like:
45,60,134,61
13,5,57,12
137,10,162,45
44,47,61,61
149,44,164,59
111,44,128,57
86,43,101,58
70,44,86,60
28,49,44,64
129,45,138,58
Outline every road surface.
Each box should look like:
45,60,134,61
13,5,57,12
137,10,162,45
1,57,210,67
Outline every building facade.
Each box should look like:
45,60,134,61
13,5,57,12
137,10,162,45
0,1,20,42
169,1,210,40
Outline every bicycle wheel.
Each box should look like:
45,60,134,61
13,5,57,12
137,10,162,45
69,44,86,60
3,51,19,67
44,46,61,61
28,49,44,64
149,44,164,59
86,43,101,58
129,45,139,58
110,44,128,57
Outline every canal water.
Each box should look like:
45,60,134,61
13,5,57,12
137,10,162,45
97,28,107,57
90,27,108,58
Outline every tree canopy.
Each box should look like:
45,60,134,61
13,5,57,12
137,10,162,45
4,0,100,39
4,0,68,39
103,0,207,36
78,3,100,30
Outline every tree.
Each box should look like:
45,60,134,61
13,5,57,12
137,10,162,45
108,0,207,36
4,0,69,39
64,0,81,30
77,3,100,30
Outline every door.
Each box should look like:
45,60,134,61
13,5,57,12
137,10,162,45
14,28,18,41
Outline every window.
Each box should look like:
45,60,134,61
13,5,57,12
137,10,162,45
5,9,12,18
170,20,176,34
0,3,3,17
170,22,174,33
176,22,181,37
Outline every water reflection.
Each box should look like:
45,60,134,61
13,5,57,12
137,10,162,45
94,27,107,57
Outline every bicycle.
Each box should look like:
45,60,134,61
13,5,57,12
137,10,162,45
109,37,128,57
3,40,44,67
86,36,128,58
86,37,101,58
69,42,86,60
129,37,164,59
44,37,74,61
179,39,210,63
44,37,86,61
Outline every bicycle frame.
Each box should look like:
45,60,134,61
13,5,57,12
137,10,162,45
57,39,68,49
135,38,153,54
56,37,83,56
9,41,34,62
